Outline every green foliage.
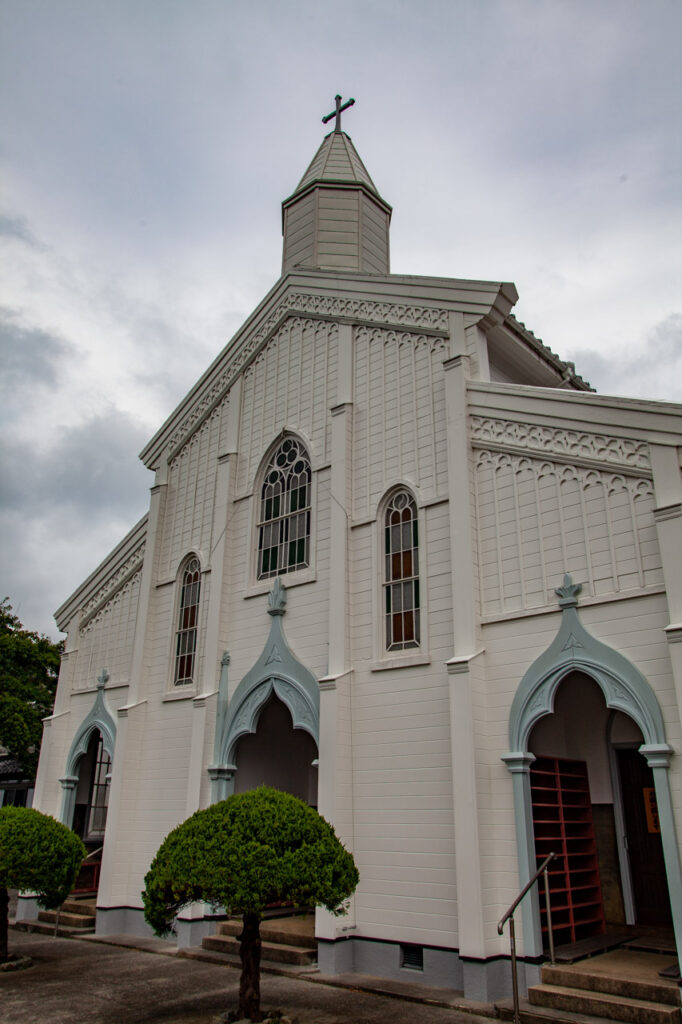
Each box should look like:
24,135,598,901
142,787,359,937
0,806,86,909
0,599,63,773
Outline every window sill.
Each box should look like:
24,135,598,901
245,568,317,599
370,653,431,672
162,687,197,703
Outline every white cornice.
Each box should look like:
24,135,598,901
139,271,518,470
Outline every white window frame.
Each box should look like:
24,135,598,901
371,485,431,671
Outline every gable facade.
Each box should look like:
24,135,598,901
28,124,682,1002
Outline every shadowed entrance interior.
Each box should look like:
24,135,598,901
528,671,672,945
233,695,318,806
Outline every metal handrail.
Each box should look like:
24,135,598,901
497,852,557,1024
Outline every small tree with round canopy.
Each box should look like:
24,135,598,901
0,806,87,963
142,787,359,1022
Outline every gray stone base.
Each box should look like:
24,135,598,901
317,935,541,1002
96,906,158,939
175,914,223,949
15,895,40,922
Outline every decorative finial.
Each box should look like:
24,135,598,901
267,577,287,616
555,573,582,609
97,669,110,690
322,94,355,133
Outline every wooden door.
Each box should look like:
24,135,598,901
616,748,672,926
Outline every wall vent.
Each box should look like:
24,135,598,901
400,943,424,971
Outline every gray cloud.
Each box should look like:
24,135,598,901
0,214,42,247
570,314,682,401
0,407,151,515
0,310,72,395
1,407,152,637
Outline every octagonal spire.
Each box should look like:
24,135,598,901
282,129,392,275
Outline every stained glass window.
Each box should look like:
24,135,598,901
384,491,420,651
174,557,201,685
257,438,311,579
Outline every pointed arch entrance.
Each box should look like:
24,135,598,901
209,579,319,804
502,576,682,958
59,670,116,892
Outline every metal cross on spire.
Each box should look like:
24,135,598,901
322,94,355,133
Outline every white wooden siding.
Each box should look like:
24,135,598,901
475,451,663,616
73,571,141,689
158,404,226,581
236,318,337,495
353,328,448,519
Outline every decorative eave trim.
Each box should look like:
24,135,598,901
140,274,518,468
505,314,593,391
78,557,144,632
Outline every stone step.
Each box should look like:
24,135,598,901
216,918,317,950
14,919,95,938
542,964,680,1008
496,996,622,1023
38,909,96,929
202,934,315,966
529,983,681,1024
60,899,96,917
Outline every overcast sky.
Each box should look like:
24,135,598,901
1,0,680,639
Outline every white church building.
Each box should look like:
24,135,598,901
24,104,682,1002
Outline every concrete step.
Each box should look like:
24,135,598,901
14,919,95,938
529,983,681,1023
60,899,96,917
542,963,680,1007
38,909,96,929
496,996,621,1023
216,918,317,950
202,933,315,966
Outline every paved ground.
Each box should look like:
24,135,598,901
2,929,495,1024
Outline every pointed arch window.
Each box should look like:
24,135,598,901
384,490,420,651
86,734,111,837
257,438,311,580
174,557,201,685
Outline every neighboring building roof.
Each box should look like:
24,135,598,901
0,754,32,784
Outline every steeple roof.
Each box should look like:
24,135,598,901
281,130,391,275
288,130,382,200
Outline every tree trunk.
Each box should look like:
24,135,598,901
0,887,9,962
238,911,262,1021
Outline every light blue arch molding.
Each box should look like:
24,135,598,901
208,578,319,802
502,575,682,960
59,669,117,826
508,575,666,752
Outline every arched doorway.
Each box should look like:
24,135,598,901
59,670,117,895
234,695,318,806
503,575,682,959
528,671,672,948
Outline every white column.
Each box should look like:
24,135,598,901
317,323,355,941
186,378,241,815
443,351,487,958
128,462,168,705
650,443,682,734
